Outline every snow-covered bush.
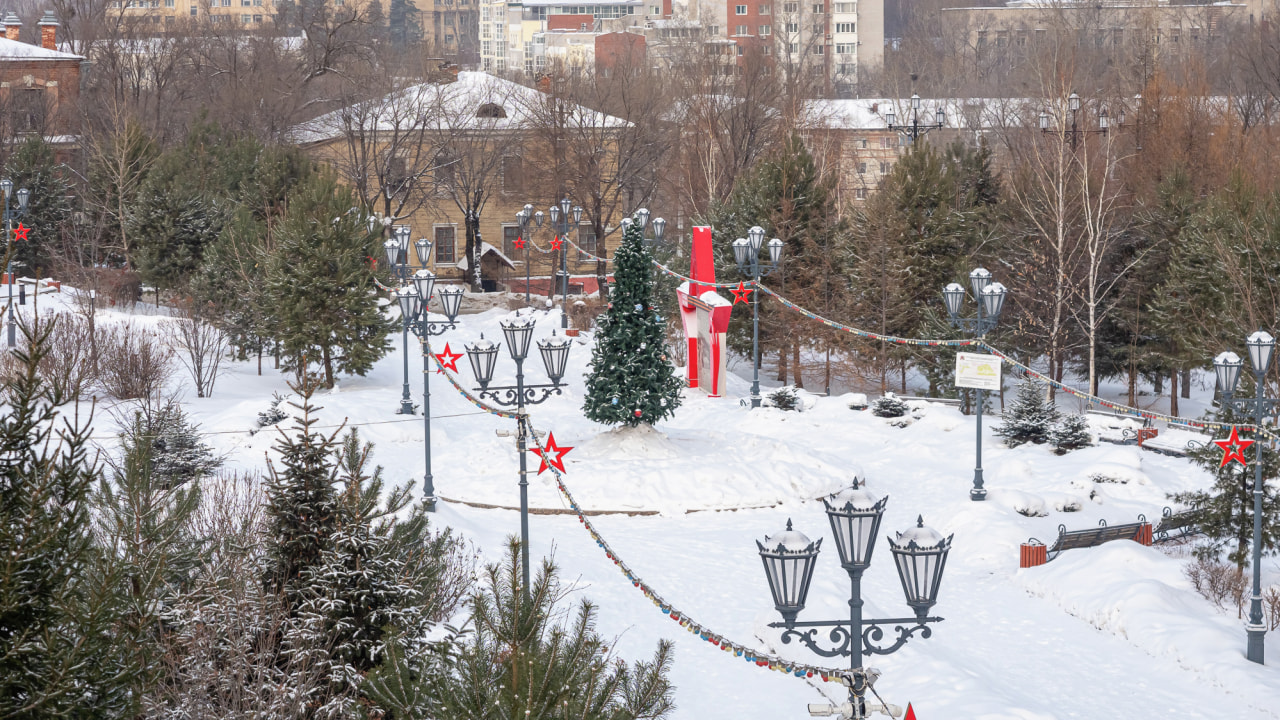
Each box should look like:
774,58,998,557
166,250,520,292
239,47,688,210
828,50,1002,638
257,392,289,429
846,393,869,411
995,378,1060,447
1050,414,1093,454
871,392,909,418
766,386,802,411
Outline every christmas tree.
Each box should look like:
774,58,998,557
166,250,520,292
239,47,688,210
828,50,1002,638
583,216,683,427
995,377,1060,447
1049,413,1093,454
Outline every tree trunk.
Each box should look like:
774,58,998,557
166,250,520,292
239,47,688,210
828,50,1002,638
596,258,608,299
1182,369,1191,398
1170,369,1179,417
777,343,788,384
1153,373,1163,395
901,359,907,393
792,341,803,389
322,345,334,389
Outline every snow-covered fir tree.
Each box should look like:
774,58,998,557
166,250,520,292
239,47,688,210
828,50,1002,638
1049,414,1093,454
995,378,1060,447
583,216,683,427
871,392,910,418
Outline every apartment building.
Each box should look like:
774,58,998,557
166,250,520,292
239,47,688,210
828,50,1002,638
108,0,277,28
478,0,666,74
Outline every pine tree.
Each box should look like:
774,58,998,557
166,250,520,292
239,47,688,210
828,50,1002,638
118,399,221,490
583,216,683,427
129,190,225,295
995,378,1060,447
3,137,72,276
1173,399,1280,570
265,172,393,388
0,317,136,718
1049,413,1093,454
366,538,675,720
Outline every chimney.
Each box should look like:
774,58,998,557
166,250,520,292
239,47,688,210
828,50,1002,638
3,13,20,42
38,10,57,51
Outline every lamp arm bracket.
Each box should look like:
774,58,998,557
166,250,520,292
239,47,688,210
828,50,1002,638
476,384,563,407
772,617,941,659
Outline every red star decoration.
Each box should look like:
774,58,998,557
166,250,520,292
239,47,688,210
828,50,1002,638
11,222,28,242
550,235,563,251
513,236,526,249
731,281,753,305
531,432,573,475
1215,426,1254,468
434,343,463,374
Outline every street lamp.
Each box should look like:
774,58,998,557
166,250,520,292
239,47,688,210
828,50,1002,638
757,483,951,717
388,228,430,414
733,226,784,408
396,272,463,512
1214,331,1278,665
942,268,1006,501
1039,91,1109,151
547,198,583,329
2,178,30,348
464,316,572,598
515,203,545,304
886,93,945,143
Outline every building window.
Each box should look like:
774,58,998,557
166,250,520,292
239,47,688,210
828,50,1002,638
577,227,597,261
12,89,45,134
835,42,854,53
857,161,866,174
253,13,262,21
835,21,854,33
783,2,796,11
165,14,173,22
758,24,770,34
880,136,891,148
855,187,867,199
241,13,250,21
758,3,770,13
879,161,891,173
502,156,523,193
165,0,174,6
503,225,522,258
735,4,747,14
812,3,823,12
651,5,660,13
736,43,744,55
812,44,823,54
833,1,853,10
735,24,748,35
190,5,197,14
435,226,457,264
996,30,1008,47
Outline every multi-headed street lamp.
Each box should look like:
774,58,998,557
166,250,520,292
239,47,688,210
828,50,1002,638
394,271,463,512
1214,331,1278,665
547,198,583,329
757,482,951,718
1039,91,1111,151
886,94,945,143
733,226,783,409
2,179,30,348
942,268,1007,501
515,204,545,304
464,317,572,598
386,230,436,415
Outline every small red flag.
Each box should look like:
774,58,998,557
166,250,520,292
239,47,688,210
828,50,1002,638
904,703,917,720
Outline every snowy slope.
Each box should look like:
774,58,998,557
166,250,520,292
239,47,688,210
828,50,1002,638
16,290,1280,719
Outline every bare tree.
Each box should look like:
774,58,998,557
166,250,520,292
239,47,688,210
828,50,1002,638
164,304,228,399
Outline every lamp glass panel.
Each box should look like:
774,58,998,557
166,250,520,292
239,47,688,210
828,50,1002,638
501,318,536,360
652,217,666,243
414,238,433,266
635,207,650,230
1247,331,1275,375
969,267,992,297
748,226,765,253
438,286,464,320
412,270,437,303
1214,351,1243,395
384,239,400,268
942,283,965,317
768,238,783,265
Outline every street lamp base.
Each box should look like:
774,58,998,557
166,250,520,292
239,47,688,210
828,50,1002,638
970,486,987,501
1247,625,1265,664
423,494,437,513
397,402,417,415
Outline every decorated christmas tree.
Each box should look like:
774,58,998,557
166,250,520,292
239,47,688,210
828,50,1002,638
583,216,683,427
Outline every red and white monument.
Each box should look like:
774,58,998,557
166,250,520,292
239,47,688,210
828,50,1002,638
676,226,732,397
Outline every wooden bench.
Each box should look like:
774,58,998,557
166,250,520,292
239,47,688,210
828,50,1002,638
899,395,963,408
1153,505,1204,543
1087,408,1153,446
1140,430,1208,459
1020,516,1153,567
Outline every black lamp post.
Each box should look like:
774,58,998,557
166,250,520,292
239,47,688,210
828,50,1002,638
1213,331,1278,665
547,198,583,329
387,229,432,415
757,483,951,717
2,179,30,348
942,268,1007,502
733,227,783,409
464,317,572,599
886,94,945,143
1039,91,1110,151
396,270,463,512
515,203,545,304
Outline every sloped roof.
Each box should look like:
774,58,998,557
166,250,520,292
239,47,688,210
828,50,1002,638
455,242,516,272
805,97,1042,131
0,36,83,60
292,71,629,145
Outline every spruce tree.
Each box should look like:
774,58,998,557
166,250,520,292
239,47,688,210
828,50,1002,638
1173,399,1280,569
265,173,393,388
0,317,135,718
3,137,72,276
995,377,1060,447
583,216,683,427
1049,413,1093,454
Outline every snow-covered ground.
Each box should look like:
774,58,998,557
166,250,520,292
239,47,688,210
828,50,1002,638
14,288,1280,719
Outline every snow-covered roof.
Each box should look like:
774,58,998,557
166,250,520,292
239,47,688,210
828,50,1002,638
0,36,83,60
805,97,1044,131
292,71,628,144
455,242,517,272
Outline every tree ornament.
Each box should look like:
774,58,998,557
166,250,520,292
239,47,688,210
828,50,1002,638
531,432,573,474
634,409,642,417
1215,426,1253,467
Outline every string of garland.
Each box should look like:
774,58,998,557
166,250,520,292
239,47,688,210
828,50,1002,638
754,284,1280,443
523,420,854,682
558,232,751,289
421,337,525,420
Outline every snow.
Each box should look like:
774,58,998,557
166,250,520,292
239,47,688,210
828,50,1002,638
0,36,82,60
16,286,1280,719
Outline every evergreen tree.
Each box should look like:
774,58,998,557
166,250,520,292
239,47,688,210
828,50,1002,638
388,0,422,45
584,216,683,427
129,191,225,295
1173,398,1280,570
118,399,221,489
870,392,909,418
264,172,393,388
3,137,72,276
1049,413,1093,454
995,377,1060,447
366,538,675,720
0,317,136,718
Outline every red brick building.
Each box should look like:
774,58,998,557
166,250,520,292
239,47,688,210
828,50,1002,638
0,11,84,161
